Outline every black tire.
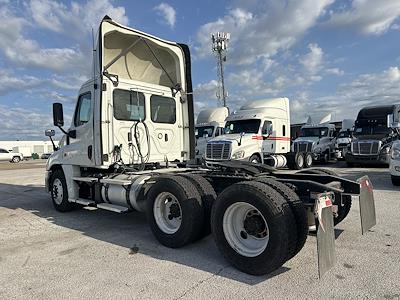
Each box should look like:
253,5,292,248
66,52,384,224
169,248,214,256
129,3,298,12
179,173,216,238
249,154,262,164
304,152,313,168
50,169,76,212
294,152,305,169
211,181,296,275
321,150,329,164
11,156,21,163
391,175,400,186
255,177,308,259
146,175,204,248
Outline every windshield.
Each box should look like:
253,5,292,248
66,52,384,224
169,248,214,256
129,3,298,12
338,131,351,138
300,127,329,137
354,125,390,136
196,126,214,138
224,119,261,134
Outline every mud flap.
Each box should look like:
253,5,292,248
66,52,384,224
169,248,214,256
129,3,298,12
316,192,336,278
357,176,376,234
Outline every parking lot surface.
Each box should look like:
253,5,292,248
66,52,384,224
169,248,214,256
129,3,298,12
0,163,399,299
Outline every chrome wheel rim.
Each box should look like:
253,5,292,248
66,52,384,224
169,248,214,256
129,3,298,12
306,154,313,166
52,178,64,205
298,155,304,167
223,202,269,257
153,192,182,234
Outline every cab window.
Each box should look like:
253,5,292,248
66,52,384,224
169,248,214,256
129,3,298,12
113,90,145,121
74,93,92,127
150,95,176,124
0,149,8,153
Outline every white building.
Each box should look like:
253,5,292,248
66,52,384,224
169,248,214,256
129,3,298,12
0,141,59,157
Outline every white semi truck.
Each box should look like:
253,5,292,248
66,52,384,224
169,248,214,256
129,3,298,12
195,107,228,161
205,98,312,169
45,16,376,276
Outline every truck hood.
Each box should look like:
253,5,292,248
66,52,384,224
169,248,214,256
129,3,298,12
294,137,319,143
208,134,251,144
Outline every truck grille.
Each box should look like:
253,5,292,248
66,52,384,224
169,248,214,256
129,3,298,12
293,141,313,152
351,141,381,155
206,142,231,160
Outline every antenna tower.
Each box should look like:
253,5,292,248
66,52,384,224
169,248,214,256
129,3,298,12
212,32,230,107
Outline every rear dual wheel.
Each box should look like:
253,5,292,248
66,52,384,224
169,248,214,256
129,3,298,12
211,181,306,275
287,152,313,170
146,175,204,248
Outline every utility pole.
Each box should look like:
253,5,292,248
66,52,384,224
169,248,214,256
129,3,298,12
212,32,230,107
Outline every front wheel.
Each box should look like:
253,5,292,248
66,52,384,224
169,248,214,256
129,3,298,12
50,169,75,212
249,154,261,164
11,156,21,163
304,152,313,168
391,175,400,186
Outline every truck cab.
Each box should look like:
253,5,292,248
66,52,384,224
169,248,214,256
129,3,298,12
205,98,290,167
346,105,400,166
195,107,228,161
292,124,337,163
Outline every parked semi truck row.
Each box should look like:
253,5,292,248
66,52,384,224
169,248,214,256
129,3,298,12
45,16,376,276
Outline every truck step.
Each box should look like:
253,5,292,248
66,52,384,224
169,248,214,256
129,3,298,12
96,203,130,213
72,176,98,183
100,178,132,186
69,198,96,206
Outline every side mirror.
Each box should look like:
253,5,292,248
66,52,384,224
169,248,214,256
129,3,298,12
388,113,400,128
45,129,55,137
53,103,64,127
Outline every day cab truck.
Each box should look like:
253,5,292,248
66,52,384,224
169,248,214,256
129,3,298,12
346,105,400,167
45,16,376,277
195,107,228,162
292,123,337,165
205,98,312,169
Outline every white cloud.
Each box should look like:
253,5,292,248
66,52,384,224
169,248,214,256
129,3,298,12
291,66,400,123
326,68,344,76
300,43,324,74
0,6,86,72
196,0,334,64
154,3,176,29
0,70,42,96
327,0,400,35
0,105,54,139
28,0,129,36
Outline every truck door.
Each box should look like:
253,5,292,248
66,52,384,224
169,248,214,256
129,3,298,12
63,86,95,166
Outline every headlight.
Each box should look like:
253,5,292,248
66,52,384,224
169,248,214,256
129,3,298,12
232,150,245,159
313,147,322,153
391,145,400,160
380,146,390,154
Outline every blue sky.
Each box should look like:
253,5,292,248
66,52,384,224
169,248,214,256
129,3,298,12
1,0,400,140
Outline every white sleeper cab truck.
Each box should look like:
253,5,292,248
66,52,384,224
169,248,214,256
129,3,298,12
292,123,337,165
0,148,23,163
205,98,312,169
45,16,376,277
195,107,228,161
